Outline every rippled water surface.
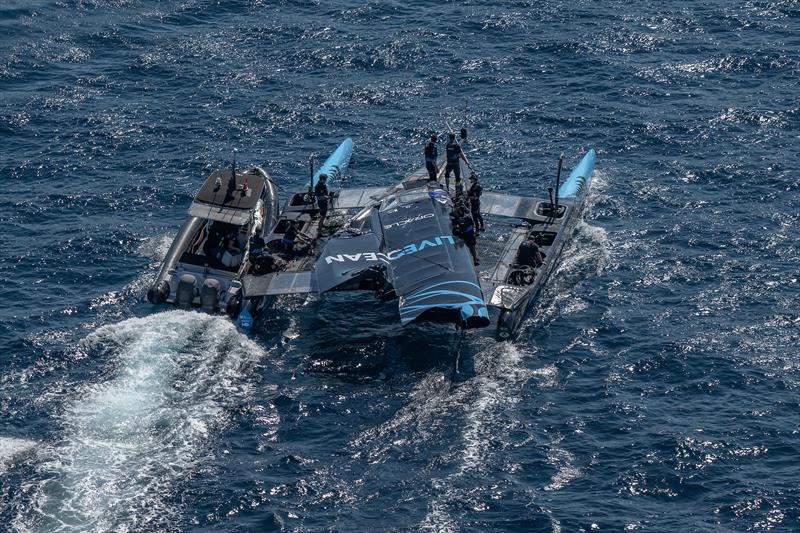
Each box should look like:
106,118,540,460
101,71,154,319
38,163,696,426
1,1,799,531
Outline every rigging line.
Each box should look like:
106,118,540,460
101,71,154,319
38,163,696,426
451,326,467,381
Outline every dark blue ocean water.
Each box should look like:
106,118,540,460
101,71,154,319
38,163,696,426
1,1,798,531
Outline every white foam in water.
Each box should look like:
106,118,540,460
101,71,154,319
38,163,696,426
557,172,613,278
555,220,611,279
544,443,582,492
421,342,558,530
0,437,37,475
425,178,604,521
13,311,267,532
459,343,530,474
136,234,174,262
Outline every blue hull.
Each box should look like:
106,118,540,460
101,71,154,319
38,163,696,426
558,149,596,198
310,137,354,188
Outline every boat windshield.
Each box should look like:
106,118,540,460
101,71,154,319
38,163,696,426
179,219,250,272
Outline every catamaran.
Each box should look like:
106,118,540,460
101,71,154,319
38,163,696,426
147,133,596,338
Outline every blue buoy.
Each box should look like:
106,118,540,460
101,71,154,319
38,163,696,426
236,308,254,331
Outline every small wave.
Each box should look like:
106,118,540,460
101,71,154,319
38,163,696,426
636,54,797,83
0,437,37,475
543,440,581,492
13,311,268,532
89,234,175,312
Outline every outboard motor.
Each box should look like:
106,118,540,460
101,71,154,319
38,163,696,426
225,285,243,318
147,280,170,304
200,278,221,312
176,274,197,309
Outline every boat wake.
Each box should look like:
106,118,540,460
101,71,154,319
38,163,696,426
12,311,267,533
302,188,610,531
419,342,564,532
420,198,610,530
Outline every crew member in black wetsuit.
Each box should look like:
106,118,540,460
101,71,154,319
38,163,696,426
452,204,479,266
424,134,438,181
249,236,281,275
444,132,466,192
282,220,312,256
517,237,545,268
468,174,485,231
282,221,298,254
314,173,330,231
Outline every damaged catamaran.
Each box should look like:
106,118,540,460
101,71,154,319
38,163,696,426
147,133,596,338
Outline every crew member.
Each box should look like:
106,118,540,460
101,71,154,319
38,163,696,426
221,235,242,268
249,237,282,275
517,236,545,268
282,220,313,256
424,134,438,181
452,205,479,266
444,132,466,192
468,174,485,231
314,173,330,231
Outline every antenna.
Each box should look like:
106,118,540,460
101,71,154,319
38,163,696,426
554,153,564,213
232,148,238,181
227,148,238,196
308,154,315,204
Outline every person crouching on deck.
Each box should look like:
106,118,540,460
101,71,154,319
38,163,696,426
282,220,313,256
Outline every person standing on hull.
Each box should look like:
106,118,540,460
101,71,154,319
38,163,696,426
424,134,438,182
444,132,466,192
468,174,485,231
314,173,330,232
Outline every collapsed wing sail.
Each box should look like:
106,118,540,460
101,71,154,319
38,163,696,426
314,232,384,293
312,188,489,328
378,192,488,327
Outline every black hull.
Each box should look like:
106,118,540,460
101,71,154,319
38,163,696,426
494,189,588,340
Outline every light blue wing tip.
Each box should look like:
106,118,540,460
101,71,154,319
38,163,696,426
311,137,355,187
558,149,597,198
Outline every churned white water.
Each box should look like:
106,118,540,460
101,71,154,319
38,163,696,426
0,437,37,475
13,311,267,532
